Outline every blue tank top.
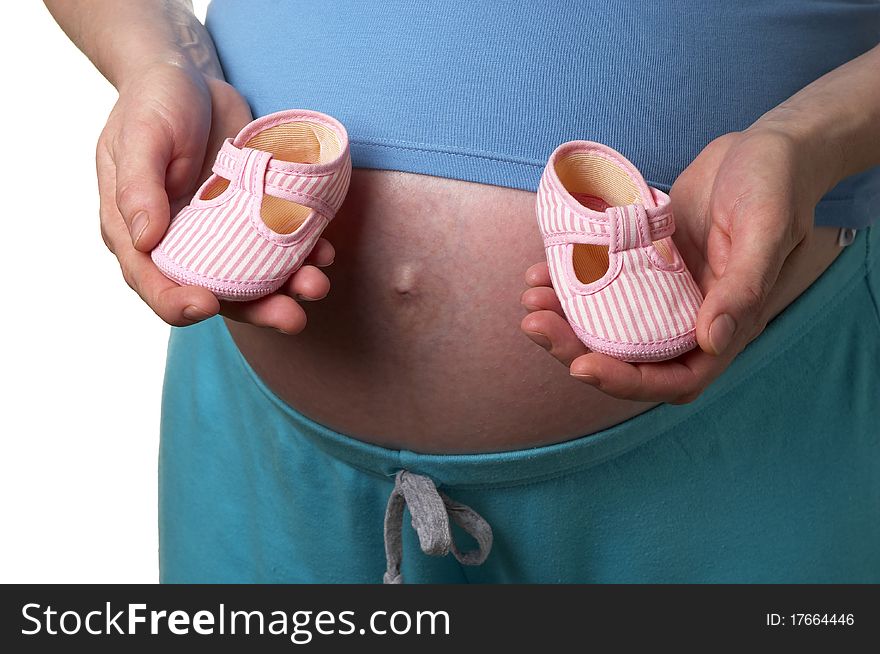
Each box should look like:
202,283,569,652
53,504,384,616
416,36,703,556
206,1,880,228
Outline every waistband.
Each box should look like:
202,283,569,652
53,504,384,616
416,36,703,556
221,226,877,490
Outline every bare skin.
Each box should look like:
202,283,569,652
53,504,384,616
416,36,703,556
227,170,843,451
47,1,880,452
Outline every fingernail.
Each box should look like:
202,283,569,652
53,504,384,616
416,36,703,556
182,305,212,322
708,313,737,355
131,211,149,247
571,371,600,386
526,331,551,350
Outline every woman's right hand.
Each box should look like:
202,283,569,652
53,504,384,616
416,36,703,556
97,61,335,332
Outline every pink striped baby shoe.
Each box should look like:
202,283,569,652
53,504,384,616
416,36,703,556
536,141,702,362
151,109,351,301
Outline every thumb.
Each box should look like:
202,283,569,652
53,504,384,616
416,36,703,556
112,118,173,252
696,219,791,356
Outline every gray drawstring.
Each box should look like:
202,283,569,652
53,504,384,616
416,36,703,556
383,470,493,584
838,227,857,247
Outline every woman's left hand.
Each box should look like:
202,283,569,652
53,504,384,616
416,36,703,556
521,125,835,403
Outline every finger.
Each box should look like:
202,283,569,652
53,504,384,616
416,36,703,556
304,238,336,268
99,149,219,325
123,247,221,325
111,118,174,252
220,294,308,335
97,144,121,256
525,262,552,288
106,217,219,324
520,310,589,366
520,286,563,315
568,348,727,403
278,265,331,301
697,219,791,356
165,154,206,204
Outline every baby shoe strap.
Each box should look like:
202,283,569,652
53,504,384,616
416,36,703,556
234,147,273,195
642,188,676,242
212,139,241,184
212,139,351,218
607,203,674,252
538,173,675,246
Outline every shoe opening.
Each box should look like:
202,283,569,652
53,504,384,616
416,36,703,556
201,121,344,235
555,151,673,284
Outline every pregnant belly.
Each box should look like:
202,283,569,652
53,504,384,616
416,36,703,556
225,169,842,453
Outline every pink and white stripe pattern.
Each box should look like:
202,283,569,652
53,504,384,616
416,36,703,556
536,141,703,362
151,110,351,301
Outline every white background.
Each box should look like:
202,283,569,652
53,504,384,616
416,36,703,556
0,1,210,583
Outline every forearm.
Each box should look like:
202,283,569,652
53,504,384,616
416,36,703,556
754,43,880,197
44,0,222,88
